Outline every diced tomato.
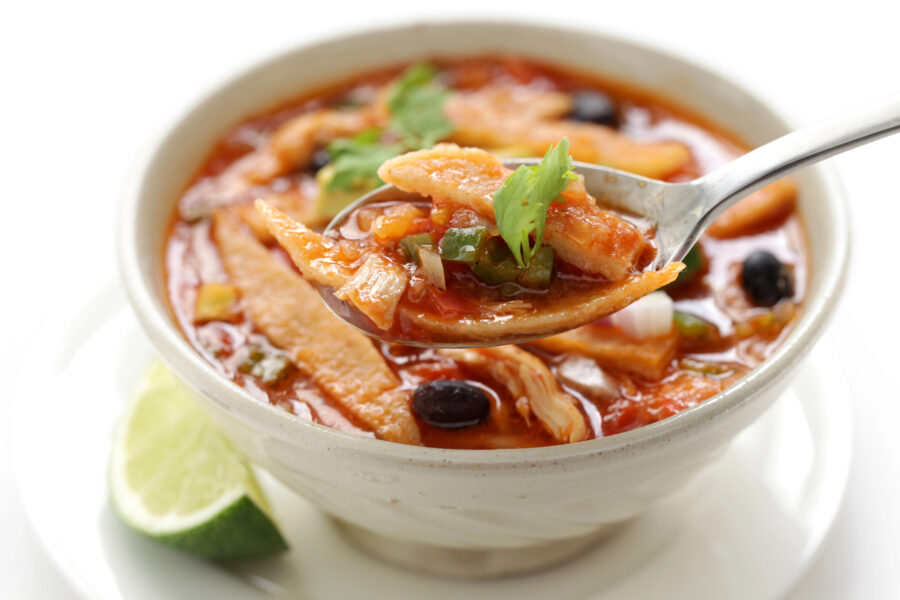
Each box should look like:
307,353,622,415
500,56,538,84
601,373,722,435
602,398,642,435
426,288,472,318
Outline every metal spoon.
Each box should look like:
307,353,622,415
320,93,900,347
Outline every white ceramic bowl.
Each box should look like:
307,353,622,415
118,20,849,578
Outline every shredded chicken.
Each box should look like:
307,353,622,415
439,346,588,443
213,212,420,444
378,144,647,281
445,89,690,179
333,254,409,330
255,199,408,329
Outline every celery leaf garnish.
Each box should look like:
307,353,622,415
492,138,577,267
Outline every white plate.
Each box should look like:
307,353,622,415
12,284,851,600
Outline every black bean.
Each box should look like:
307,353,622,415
571,90,619,127
741,250,794,306
412,380,491,429
310,149,330,173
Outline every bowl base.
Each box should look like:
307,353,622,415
332,519,623,579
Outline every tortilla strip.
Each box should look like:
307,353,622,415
405,263,684,344
527,327,678,380
439,346,588,443
445,92,690,179
445,85,572,121
707,178,797,238
213,212,420,444
234,181,322,243
255,200,408,330
332,254,409,330
378,145,646,281
254,199,354,289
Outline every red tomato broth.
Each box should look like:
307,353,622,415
164,56,807,448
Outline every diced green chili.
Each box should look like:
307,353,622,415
673,311,714,341
439,226,489,264
471,237,520,285
400,233,434,262
518,246,555,288
238,344,294,386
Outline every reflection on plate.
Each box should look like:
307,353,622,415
12,285,851,600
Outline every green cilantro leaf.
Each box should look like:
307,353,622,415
388,64,454,148
325,64,454,191
326,130,405,191
492,138,577,266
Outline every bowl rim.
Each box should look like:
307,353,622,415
118,17,850,466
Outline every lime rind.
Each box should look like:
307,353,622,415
109,360,287,560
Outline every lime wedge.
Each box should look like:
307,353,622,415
109,360,287,560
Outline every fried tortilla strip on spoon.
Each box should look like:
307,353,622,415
378,144,648,281
255,199,408,330
213,212,420,444
405,263,683,343
233,179,323,243
439,346,588,443
445,90,690,179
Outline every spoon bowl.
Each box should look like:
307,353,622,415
319,93,900,347
317,159,681,348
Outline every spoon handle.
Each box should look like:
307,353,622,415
694,92,900,225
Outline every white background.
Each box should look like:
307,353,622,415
2,1,899,598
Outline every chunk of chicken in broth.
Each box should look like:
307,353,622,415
439,346,588,443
